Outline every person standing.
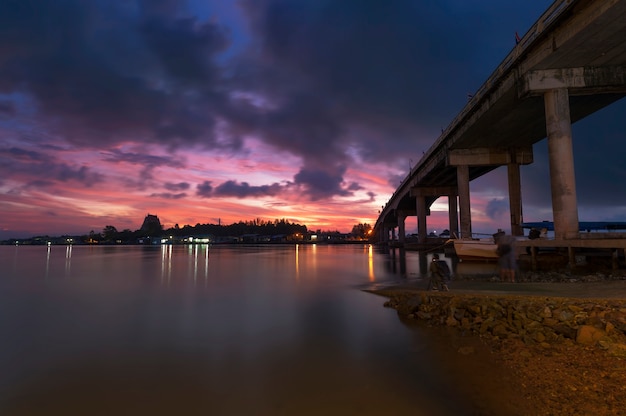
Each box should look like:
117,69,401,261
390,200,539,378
428,254,449,291
496,232,517,282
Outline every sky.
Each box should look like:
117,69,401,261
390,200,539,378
1,0,625,239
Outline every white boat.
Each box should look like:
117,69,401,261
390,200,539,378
449,238,499,261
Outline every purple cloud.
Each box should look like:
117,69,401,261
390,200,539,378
213,180,284,198
196,181,214,198
164,182,190,191
150,192,187,200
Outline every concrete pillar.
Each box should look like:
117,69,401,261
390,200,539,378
416,197,427,243
391,227,396,242
398,214,406,243
457,165,472,238
544,88,579,239
507,161,523,236
448,195,459,238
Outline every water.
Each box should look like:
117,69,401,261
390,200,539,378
0,244,511,415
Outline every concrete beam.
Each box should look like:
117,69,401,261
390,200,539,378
409,186,458,198
396,209,415,217
520,66,626,97
448,147,533,166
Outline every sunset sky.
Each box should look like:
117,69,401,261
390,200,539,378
1,0,625,239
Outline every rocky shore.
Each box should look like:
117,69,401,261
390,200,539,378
370,272,626,415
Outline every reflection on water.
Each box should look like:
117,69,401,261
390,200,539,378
65,244,72,277
1,244,513,415
368,245,374,281
382,247,498,281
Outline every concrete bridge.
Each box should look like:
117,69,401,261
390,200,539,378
374,0,626,247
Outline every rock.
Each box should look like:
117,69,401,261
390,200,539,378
492,323,509,338
540,306,553,318
416,311,432,320
534,331,546,343
568,305,583,313
453,308,466,321
460,317,471,329
606,322,615,334
558,310,574,322
576,325,606,345
446,316,459,327
542,318,559,327
553,324,577,339
395,296,421,316
607,343,626,358
378,291,626,354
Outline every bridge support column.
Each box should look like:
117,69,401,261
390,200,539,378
508,160,523,236
456,165,472,238
380,226,388,243
410,186,457,241
448,195,459,238
397,214,406,243
544,88,579,239
416,197,427,244
391,227,396,242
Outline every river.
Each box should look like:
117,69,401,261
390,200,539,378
0,244,510,415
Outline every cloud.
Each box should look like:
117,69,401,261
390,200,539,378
150,192,187,200
55,165,103,185
102,149,185,169
1,0,564,205
195,179,287,199
164,182,190,191
196,181,214,198
0,0,235,149
223,0,533,197
0,146,103,188
102,149,186,182
0,146,46,162
213,180,285,198
485,198,508,220
293,165,354,200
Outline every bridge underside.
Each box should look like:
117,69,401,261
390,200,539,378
375,0,626,259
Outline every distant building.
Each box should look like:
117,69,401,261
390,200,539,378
140,214,163,237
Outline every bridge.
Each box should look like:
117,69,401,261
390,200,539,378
374,0,626,252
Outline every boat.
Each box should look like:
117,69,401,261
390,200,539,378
449,237,499,261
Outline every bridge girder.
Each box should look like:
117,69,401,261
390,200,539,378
519,66,626,97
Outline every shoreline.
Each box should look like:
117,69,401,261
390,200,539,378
368,274,626,415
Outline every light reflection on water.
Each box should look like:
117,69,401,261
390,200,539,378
1,244,512,415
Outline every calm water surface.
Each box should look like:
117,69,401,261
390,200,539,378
0,244,508,415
